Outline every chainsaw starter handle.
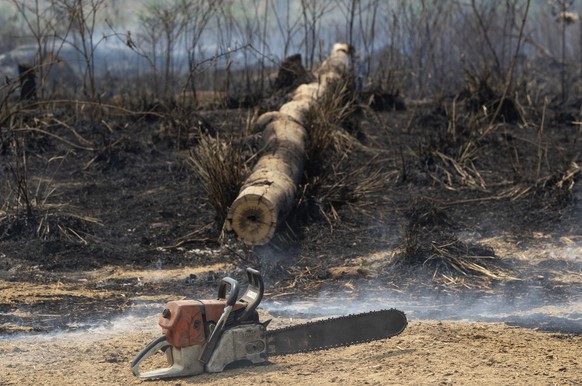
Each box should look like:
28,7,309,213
217,277,240,306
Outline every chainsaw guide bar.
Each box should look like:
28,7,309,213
266,308,407,356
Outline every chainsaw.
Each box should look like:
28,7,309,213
131,267,407,379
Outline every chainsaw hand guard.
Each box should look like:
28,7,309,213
131,335,205,379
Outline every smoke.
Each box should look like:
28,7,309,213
2,227,580,345
261,226,582,334
0,301,161,344
262,281,582,334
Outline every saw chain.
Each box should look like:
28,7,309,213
266,308,407,356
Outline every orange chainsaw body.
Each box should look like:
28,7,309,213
132,268,266,379
159,299,247,348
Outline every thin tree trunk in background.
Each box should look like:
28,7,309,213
18,63,37,101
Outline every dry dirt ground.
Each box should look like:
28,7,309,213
1,318,581,386
0,99,581,385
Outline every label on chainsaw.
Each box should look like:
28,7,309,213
266,309,407,356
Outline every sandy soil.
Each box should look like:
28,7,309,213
1,318,580,385
1,237,580,386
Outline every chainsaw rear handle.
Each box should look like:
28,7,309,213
217,277,240,306
131,335,171,378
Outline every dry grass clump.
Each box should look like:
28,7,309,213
407,94,493,192
0,192,100,244
294,75,397,226
298,159,398,225
460,69,524,124
395,199,511,287
410,111,487,191
0,207,100,243
408,66,526,193
510,161,581,209
305,74,358,169
187,134,249,225
415,139,487,191
1,135,100,243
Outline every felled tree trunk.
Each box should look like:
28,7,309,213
224,43,353,245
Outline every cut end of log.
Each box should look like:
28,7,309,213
226,194,277,245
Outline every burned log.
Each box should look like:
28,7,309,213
273,53,312,92
225,43,353,245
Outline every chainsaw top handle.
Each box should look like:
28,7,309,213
238,267,264,322
200,277,239,364
217,277,240,306
215,268,264,322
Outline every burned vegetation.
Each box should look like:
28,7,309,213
1,46,581,294
0,0,581,339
